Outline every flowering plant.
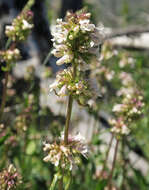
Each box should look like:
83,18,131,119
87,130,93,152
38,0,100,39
5,11,33,42
43,9,103,189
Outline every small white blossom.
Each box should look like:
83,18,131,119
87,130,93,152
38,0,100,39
58,85,67,97
43,133,88,170
22,19,33,30
56,54,73,65
110,118,130,135
49,80,59,92
79,19,95,32
5,25,14,32
112,104,123,112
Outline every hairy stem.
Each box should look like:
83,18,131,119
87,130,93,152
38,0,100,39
64,95,73,144
108,139,119,190
0,71,9,121
64,64,76,144
100,134,114,177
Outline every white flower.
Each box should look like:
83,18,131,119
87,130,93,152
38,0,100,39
22,19,33,30
52,44,68,58
90,27,104,45
43,143,51,151
105,70,115,81
43,155,51,162
58,85,67,96
43,131,88,170
5,25,14,32
73,25,79,33
121,125,130,135
119,72,133,86
110,118,130,135
56,54,73,65
87,99,96,107
73,132,85,142
90,41,95,47
49,80,59,92
112,104,123,112
51,49,62,58
56,18,63,24
79,19,95,32
132,107,138,113
51,25,68,43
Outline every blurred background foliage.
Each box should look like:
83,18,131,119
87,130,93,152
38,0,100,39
0,0,149,189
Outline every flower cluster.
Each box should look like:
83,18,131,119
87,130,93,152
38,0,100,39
119,53,135,68
119,72,134,87
110,72,144,136
113,92,144,121
5,11,33,41
91,62,115,82
47,10,99,177
0,49,20,64
100,42,118,61
109,117,130,135
51,10,103,66
43,133,88,170
50,67,98,105
0,164,22,190
0,124,17,148
14,94,34,134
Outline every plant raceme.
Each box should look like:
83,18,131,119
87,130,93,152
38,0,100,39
43,9,104,189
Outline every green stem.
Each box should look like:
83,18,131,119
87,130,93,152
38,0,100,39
23,0,35,11
58,167,63,190
121,137,127,190
5,38,11,50
58,178,63,190
43,49,53,65
64,63,76,145
64,95,73,144
0,40,15,121
49,172,61,190
0,71,9,121
108,139,119,190
100,134,114,178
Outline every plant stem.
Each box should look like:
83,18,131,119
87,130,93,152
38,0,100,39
0,71,9,121
0,41,15,122
64,95,73,144
5,38,11,50
58,167,64,190
121,137,127,190
58,178,63,190
23,0,35,11
64,63,76,145
100,134,114,178
107,139,119,190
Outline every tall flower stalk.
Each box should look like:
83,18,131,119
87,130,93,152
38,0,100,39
43,9,103,189
107,139,119,190
0,0,34,122
0,48,20,121
106,71,145,189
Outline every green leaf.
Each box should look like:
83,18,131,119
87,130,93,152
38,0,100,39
26,141,36,155
50,173,62,190
64,172,72,190
0,133,10,146
95,179,107,190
